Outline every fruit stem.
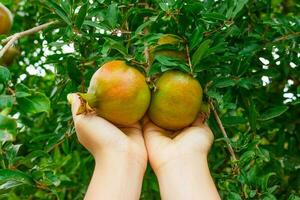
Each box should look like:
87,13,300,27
77,93,97,107
185,43,193,74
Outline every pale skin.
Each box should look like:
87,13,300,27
69,93,221,200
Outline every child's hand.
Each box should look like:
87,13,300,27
143,115,214,173
69,93,147,169
143,116,220,200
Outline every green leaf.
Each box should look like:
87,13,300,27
106,3,118,28
148,63,162,77
190,26,204,50
256,148,270,162
155,55,190,73
297,86,300,94
292,99,300,105
192,39,211,67
61,0,71,15
221,116,247,126
159,3,170,11
0,169,34,190
202,12,227,21
83,20,109,30
102,37,128,57
135,20,154,34
0,114,17,142
228,192,242,200
239,150,255,165
230,0,249,18
260,172,276,191
16,92,51,114
207,90,222,103
45,0,71,25
0,66,10,83
248,100,257,131
75,3,88,29
259,105,288,121
66,57,82,84
213,77,236,88
0,95,14,109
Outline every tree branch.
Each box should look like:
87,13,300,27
209,101,238,162
0,21,56,58
185,43,193,74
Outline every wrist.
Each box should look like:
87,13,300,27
154,153,208,177
85,151,146,200
95,150,147,174
155,155,219,200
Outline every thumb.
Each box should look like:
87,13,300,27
67,93,83,120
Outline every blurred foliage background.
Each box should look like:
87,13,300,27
0,0,299,199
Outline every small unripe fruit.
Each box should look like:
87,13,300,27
149,34,187,64
148,70,203,130
157,34,183,45
80,60,151,126
0,3,13,35
0,46,20,66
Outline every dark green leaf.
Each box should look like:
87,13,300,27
102,37,129,57
248,100,257,131
0,169,34,189
155,55,190,73
190,26,204,50
259,105,289,121
213,77,236,88
45,0,71,25
221,116,247,126
0,95,14,109
83,20,109,30
16,92,51,114
75,4,88,29
0,66,10,83
202,12,227,21
192,39,211,67
106,3,118,28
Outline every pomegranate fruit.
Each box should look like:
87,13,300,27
0,3,13,35
148,70,203,130
80,60,151,126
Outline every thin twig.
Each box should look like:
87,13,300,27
209,101,238,162
185,44,193,74
0,21,56,58
143,2,151,71
204,20,234,37
0,34,18,58
273,32,300,42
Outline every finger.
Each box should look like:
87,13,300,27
191,115,206,127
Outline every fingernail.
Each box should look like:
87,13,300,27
67,93,74,104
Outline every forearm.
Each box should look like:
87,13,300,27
84,153,145,200
156,155,220,200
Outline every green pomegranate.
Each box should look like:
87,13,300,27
81,60,151,126
149,34,187,64
0,46,20,66
148,70,203,130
